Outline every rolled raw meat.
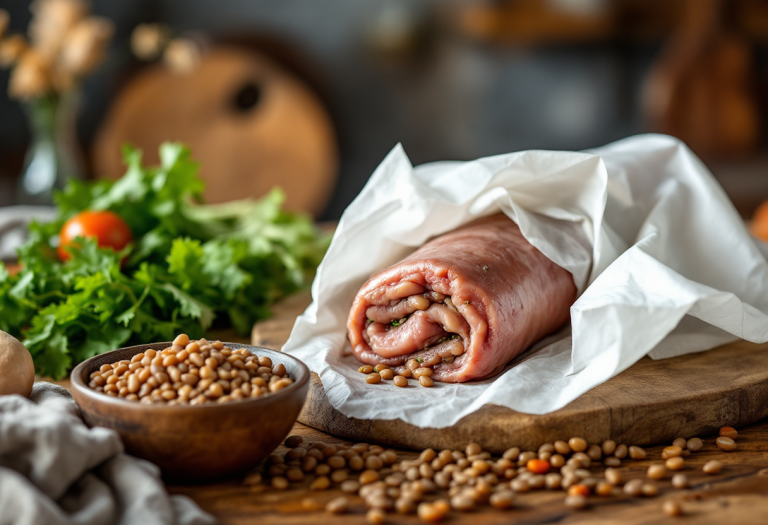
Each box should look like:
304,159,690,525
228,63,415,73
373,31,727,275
347,214,577,382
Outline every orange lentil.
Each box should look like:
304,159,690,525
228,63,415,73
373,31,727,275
568,484,590,497
526,459,550,475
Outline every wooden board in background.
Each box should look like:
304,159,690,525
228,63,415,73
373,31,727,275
252,290,768,452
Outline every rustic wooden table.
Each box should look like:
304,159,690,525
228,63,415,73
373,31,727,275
161,315,768,524
168,419,768,524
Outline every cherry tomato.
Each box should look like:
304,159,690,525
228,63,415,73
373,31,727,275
58,210,133,262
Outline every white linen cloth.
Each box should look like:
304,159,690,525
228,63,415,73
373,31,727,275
0,383,215,525
283,134,768,427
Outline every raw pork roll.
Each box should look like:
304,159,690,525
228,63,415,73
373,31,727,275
347,214,577,382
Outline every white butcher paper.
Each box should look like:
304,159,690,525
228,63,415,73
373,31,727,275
283,134,768,427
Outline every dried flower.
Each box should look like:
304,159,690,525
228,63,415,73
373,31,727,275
28,0,87,60
131,23,169,60
9,48,51,99
58,16,113,76
163,38,200,74
0,34,28,68
0,9,10,40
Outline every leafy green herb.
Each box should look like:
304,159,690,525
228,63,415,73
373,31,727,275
0,143,329,378
416,358,424,364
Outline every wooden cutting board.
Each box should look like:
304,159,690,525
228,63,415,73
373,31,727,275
252,290,768,452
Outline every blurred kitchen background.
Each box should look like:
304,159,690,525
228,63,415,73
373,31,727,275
2,0,768,220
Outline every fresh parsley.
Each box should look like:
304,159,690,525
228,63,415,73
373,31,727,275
0,143,330,378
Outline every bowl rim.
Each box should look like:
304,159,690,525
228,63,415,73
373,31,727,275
70,341,310,412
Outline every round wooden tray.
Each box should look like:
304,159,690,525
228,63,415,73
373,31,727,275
253,292,768,452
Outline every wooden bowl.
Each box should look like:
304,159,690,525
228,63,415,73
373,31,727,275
70,342,309,483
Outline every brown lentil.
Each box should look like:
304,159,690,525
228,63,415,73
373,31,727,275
271,476,288,490
349,456,365,471
641,483,658,497
366,455,384,470
341,480,360,493
719,426,738,439
550,454,565,468
629,446,647,460
686,437,704,452
614,443,628,459
450,493,475,511
672,437,687,448
568,437,588,453
623,479,643,497
564,494,588,510
413,367,433,379
366,373,382,384
716,436,737,451
502,447,521,461
331,470,349,484
379,369,395,380
86,335,292,405
663,500,684,517
310,476,331,491
419,376,434,388
703,460,723,474
538,443,555,454
647,464,667,480
666,457,685,471
510,478,529,492
393,375,408,387
545,472,562,490
326,496,348,514
417,502,446,523
595,480,613,496
328,456,346,470
601,468,619,486
585,444,601,460
360,470,380,485
601,440,617,455
395,497,417,514
359,365,374,374
671,473,689,489
662,446,683,459
366,508,386,524
285,468,304,482
604,457,621,467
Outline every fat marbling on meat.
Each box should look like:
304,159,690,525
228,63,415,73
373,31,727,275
347,214,576,382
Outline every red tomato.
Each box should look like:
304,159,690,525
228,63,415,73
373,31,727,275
58,210,133,262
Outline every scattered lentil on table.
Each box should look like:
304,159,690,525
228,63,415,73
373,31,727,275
240,425,749,521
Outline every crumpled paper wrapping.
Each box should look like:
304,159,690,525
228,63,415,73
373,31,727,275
283,134,768,428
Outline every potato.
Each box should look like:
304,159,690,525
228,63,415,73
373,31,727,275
0,331,35,397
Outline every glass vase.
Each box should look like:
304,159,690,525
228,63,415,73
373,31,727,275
17,91,83,206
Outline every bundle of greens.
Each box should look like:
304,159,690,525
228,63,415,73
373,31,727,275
0,143,329,378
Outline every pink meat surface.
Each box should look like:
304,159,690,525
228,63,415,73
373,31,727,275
347,214,577,382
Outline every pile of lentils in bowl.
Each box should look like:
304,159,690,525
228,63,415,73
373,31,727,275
87,334,293,405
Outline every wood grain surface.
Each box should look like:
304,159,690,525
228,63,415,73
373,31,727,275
251,290,768,452
169,419,768,524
